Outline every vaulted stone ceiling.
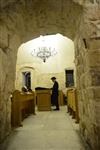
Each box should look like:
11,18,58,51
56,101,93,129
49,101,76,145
0,0,83,42
0,1,100,149
0,0,99,9
0,0,76,8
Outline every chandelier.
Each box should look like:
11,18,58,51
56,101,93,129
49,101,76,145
31,36,57,62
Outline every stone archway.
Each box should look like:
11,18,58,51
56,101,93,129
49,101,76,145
0,0,100,149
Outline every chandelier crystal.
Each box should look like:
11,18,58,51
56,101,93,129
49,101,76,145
31,36,57,62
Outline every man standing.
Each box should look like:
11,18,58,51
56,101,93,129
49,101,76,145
51,77,60,110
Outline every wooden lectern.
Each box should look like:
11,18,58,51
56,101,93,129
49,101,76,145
36,90,51,111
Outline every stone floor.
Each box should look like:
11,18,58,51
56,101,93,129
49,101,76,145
3,106,89,150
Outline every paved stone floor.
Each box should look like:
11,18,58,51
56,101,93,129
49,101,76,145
4,106,88,150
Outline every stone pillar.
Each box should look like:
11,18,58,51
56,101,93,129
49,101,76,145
74,3,100,150
0,23,21,142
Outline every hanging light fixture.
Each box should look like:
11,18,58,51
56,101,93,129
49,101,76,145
31,36,57,62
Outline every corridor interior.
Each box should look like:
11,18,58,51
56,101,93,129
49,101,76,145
3,106,89,150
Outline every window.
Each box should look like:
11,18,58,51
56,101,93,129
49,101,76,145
65,70,74,87
22,72,31,89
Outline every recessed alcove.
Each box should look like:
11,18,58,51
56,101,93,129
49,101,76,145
16,33,75,92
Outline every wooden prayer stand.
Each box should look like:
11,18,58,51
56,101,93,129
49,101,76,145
36,90,51,111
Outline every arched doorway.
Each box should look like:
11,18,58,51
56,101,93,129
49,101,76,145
0,1,100,149
16,33,75,91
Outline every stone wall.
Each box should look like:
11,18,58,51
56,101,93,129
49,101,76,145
36,72,66,90
0,0,82,143
0,23,21,142
15,65,67,92
15,64,38,90
74,2,100,149
0,0,100,150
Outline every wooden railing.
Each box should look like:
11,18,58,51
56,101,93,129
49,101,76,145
11,90,35,127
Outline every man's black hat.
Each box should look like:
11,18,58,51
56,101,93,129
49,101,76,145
51,77,56,80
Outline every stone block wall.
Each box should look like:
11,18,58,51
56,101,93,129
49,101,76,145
0,25,11,142
0,1,100,150
74,3,100,149
36,72,66,90
15,65,66,91
0,23,21,142
15,64,38,91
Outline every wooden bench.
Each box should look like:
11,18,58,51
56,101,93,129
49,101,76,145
67,88,79,123
11,90,35,127
59,90,64,106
